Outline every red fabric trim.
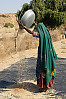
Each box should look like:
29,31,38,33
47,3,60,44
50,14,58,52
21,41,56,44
47,76,54,87
34,32,39,36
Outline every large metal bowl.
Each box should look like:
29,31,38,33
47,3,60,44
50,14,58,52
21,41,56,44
21,9,35,28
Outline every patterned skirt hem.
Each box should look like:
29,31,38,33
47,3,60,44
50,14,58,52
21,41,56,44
37,76,54,88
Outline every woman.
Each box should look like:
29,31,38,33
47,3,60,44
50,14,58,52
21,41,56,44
19,21,58,92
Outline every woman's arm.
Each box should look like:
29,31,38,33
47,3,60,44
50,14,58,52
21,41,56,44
19,21,33,34
18,21,39,37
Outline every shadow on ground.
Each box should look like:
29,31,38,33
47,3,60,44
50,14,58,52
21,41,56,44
53,58,66,91
0,57,66,96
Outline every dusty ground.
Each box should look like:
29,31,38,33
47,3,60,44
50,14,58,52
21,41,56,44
0,39,66,99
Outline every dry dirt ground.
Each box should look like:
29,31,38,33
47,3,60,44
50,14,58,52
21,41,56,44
0,39,66,99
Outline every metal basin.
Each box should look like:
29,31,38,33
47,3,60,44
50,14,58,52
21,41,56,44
21,9,35,28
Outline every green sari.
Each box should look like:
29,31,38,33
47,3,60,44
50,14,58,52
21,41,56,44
36,23,58,85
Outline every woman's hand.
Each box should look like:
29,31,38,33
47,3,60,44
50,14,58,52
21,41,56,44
19,21,24,27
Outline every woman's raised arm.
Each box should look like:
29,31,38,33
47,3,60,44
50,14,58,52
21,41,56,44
19,21,33,34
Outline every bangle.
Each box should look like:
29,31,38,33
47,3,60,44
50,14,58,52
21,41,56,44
34,32,39,36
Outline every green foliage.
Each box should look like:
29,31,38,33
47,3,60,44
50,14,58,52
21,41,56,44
0,14,10,18
4,23,14,28
17,3,31,21
17,0,66,27
0,14,7,17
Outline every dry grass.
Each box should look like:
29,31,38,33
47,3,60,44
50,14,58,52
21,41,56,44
61,50,66,53
0,13,66,59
